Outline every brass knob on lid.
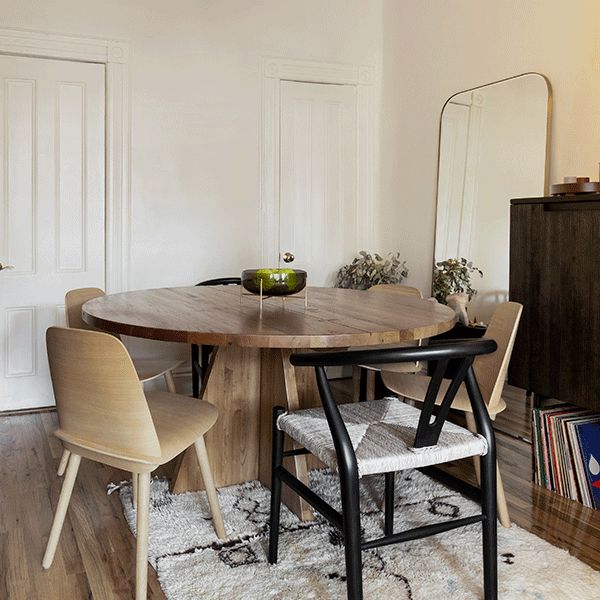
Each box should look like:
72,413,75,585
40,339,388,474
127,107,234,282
282,252,295,263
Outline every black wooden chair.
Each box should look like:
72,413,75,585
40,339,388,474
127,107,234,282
269,339,498,600
191,277,241,398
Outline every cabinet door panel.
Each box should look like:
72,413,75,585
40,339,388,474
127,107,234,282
509,197,600,411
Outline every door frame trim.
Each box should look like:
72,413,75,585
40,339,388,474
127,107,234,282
260,57,377,265
0,26,130,292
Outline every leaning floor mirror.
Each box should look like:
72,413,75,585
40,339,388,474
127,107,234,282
434,73,551,324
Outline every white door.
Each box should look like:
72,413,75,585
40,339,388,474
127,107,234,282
279,80,357,286
0,55,105,411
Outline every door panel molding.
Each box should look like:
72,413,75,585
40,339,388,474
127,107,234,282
260,57,376,266
3,78,36,275
0,27,130,292
4,306,36,378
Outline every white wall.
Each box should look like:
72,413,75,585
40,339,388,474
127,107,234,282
3,0,599,297
380,0,600,295
2,0,383,290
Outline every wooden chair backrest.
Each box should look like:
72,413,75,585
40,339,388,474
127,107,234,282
65,287,105,330
368,284,422,298
474,301,523,412
46,327,161,462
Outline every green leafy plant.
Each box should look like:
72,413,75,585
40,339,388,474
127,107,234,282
432,258,483,304
335,251,408,290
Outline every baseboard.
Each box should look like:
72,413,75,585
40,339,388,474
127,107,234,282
0,405,57,417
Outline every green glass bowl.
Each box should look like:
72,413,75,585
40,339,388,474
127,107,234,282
241,268,307,296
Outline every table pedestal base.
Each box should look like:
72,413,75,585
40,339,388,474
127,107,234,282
171,345,320,521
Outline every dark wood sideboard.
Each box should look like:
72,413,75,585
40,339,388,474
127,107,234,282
508,194,600,411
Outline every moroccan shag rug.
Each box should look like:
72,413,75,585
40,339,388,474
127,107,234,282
115,469,600,599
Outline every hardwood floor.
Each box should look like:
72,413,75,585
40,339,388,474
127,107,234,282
1,385,598,599
0,411,166,600
492,384,532,441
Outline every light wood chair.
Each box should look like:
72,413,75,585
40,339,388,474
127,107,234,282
381,301,523,528
57,287,184,476
355,284,424,401
42,327,225,600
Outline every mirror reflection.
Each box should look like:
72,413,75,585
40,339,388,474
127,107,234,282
434,73,551,323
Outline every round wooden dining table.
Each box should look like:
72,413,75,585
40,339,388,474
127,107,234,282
83,285,455,519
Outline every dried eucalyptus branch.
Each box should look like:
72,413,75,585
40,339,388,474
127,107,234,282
432,258,483,304
335,251,409,290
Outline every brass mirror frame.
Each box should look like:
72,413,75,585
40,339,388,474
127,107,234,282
432,72,553,301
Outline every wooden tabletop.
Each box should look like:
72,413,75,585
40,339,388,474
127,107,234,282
83,286,456,348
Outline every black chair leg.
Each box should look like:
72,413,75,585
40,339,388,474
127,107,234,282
340,471,363,600
358,367,368,402
480,446,498,599
384,472,395,536
269,406,286,564
201,345,213,385
191,344,201,398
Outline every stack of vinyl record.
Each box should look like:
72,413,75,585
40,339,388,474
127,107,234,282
532,405,600,509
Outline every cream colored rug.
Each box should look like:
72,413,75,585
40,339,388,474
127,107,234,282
116,469,599,599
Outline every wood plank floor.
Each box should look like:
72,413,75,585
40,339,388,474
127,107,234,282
1,385,598,599
0,411,166,600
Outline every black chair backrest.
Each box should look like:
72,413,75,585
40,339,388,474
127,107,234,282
290,339,497,476
196,277,241,287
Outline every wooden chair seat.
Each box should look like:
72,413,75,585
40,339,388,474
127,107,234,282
362,360,422,375
53,391,218,472
135,359,185,383
145,391,218,462
381,371,507,417
278,398,487,477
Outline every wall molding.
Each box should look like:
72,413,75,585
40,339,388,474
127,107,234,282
260,57,376,265
0,27,130,292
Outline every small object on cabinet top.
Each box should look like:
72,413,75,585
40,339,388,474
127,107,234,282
550,176,600,196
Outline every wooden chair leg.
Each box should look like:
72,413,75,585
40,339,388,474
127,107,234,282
465,412,511,528
194,437,226,539
42,453,81,569
132,472,139,507
164,370,176,394
494,464,511,528
135,472,151,600
57,448,71,476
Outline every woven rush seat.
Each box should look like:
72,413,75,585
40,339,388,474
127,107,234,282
277,397,487,477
